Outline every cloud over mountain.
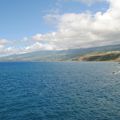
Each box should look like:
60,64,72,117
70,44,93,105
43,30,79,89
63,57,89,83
0,0,120,55
32,0,120,50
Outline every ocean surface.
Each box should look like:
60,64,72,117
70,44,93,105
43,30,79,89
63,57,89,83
0,62,120,120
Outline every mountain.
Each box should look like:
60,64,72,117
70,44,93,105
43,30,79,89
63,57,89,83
0,44,120,62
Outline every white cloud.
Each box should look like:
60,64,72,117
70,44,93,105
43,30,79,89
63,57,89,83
0,39,27,56
0,39,10,56
0,0,120,56
32,0,120,50
0,39,8,46
25,42,54,53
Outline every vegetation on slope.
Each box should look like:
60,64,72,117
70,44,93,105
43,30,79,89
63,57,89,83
0,44,120,62
78,51,120,62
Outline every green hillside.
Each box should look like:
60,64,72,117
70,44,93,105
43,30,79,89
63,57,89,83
77,51,120,62
0,44,120,62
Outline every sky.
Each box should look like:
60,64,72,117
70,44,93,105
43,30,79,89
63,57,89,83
0,0,119,56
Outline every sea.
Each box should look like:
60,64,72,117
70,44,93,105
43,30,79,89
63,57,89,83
0,62,120,120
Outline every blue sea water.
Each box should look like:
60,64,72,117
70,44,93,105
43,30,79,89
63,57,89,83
0,62,120,120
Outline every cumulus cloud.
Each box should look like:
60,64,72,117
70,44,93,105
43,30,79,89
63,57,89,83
25,42,54,52
0,0,120,56
0,38,28,56
0,39,11,56
32,0,120,50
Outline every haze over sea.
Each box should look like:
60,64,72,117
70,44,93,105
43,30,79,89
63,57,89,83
0,62,120,120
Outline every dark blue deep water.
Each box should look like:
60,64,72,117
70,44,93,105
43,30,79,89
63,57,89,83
0,62,120,120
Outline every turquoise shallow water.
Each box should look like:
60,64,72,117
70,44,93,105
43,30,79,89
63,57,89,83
0,62,120,120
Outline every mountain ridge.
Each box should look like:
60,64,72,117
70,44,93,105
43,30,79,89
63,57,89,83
0,44,120,62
